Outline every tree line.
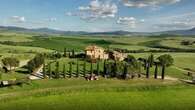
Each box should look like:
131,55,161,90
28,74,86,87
41,53,174,80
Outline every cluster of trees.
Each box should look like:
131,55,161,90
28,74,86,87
43,54,174,80
103,56,142,79
43,60,81,79
1,57,20,72
44,48,79,60
181,40,195,46
113,47,195,53
27,54,45,73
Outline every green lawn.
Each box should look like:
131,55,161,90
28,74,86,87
0,79,195,110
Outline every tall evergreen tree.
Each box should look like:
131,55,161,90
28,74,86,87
112,61,117,77
68,51,71,58
148,54,154,67
76,60,79,77
146,62,150,78
154,62,158,79
96,60,100,76
90,61,93,75
69,62,73,78
161,64,165,80
63,63,66,78
64,48,67,57
123,63,128,79
43,62,46,79
55,61,60,79
103,60,107,76
83,60,87,77
48,63,52,79
72,49,75,58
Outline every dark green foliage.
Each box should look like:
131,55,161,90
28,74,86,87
106,62,112,77
123,63,128,79
63,63,66,78
90,61,93,75
76,60,79,77
148,54,154,67
46,52,62,60
2,57,20,71
55,61,60,79
72,49,75,58
157,54,174,67
48,63,52,79
43,62,46,79
63,48,67,57
161,65,166,80
154,62,158,79
103,60,107,75
27,54,45,73
96,60,100,76
157,54,174,80
83,60,87,76
146,63,150,78
69,62,73,78
124,55,136,63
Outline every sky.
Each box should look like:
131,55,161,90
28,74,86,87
0,0,195,32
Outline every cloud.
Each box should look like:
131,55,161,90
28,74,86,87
155,21,193,29
10,16,26,23
68,0,117,21
122,0,181,8
117,17,144,28
117,17,136,28
48,18,57,22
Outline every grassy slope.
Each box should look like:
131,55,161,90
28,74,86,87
0,79,195,110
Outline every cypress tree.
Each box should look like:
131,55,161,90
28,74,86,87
72,49,75,58
83,60,86,77
69,62,73,78
146,62,150,78
76,60,79,77
68,51,71,58
96,60,100,76
63,63,66,78
48,63,52,79
123,63,128,79
154,62,158,79
148,54,154,67
161,64,165,80
90,61,93,75
43,62,46,79
103,60,107,76
55,61,60,79
64,48,67,57
113,61,117,77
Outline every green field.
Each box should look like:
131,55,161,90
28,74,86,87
0,79,195,110
1,32,195,110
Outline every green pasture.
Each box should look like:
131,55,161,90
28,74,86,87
0,79,195,110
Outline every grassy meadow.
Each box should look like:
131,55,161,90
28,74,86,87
0,32,195,110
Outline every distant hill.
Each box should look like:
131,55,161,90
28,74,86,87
160,28,195,35
0,26,195,36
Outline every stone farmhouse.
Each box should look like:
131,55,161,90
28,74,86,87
85,45,127,61
85,45,109,60
109,51,127,61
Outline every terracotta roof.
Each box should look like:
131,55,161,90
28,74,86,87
85,45,104,51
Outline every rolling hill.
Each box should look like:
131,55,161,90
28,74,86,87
0,26,195,36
